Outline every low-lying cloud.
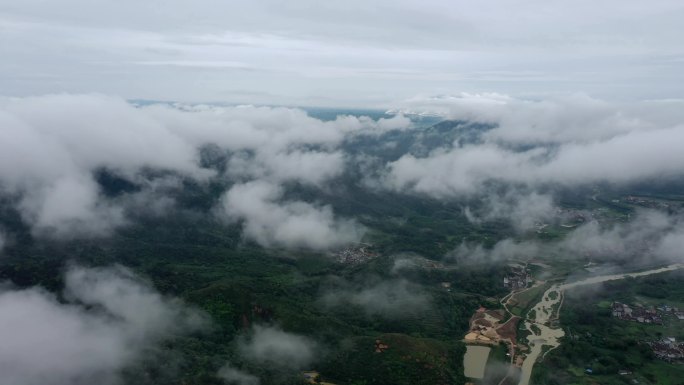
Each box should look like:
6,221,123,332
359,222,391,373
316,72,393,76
238,325,317,370
451,210,684,265
559,210,678,260
221,181,363,249
464,190,556,232
322,279,431,318
0,265,208,385
216,325,317,385
448,239,541,264
217,365,260,385
385,94,684,197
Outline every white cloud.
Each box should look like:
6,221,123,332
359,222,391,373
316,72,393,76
384,95,684,197
0,265,208,385
221,181,363,249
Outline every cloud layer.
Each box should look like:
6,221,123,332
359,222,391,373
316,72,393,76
2,92,684,255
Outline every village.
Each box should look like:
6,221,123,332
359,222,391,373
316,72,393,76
622,195,674,211
332,243,378,265
611,302,664,324
611,301,684,324
647,337,684,363
611,301,684,363
503,265,531,291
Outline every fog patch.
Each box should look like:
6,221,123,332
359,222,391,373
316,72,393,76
655,227,684,262
217,364,260,385
390,256,421,274
465,190,556,232
480,359,520,385
227,149,346,187
448,239,540,264
449,210,684,265
0,265,208,385
18,176,126,238
322,279,431,318
559,210,676,260
383,144,542,197
238,325,317,370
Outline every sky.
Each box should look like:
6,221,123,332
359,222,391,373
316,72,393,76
2,0,684,107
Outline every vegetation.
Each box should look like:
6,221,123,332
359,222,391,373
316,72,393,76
0,198,490,384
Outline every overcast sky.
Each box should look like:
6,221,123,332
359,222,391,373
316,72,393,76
1,0,684,107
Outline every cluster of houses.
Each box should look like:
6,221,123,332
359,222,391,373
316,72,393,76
623,196,672,210
611,302,684,324
556,208,589,227
503,266,530,290
611,302,663,324
648,337,684,363
658,304,684,320
333,243,378,264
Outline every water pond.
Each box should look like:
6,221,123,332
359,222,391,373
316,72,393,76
463,345,491,379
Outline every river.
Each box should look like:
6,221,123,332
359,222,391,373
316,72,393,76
517,263,684,385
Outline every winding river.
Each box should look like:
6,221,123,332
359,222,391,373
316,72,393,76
517,263,684,385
